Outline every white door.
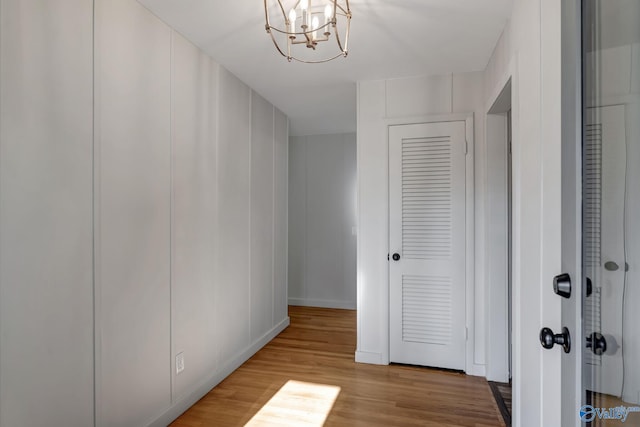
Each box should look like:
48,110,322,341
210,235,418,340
389,121,467,370
557,2,640,425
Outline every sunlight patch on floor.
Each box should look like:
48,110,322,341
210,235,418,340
244,380,341,426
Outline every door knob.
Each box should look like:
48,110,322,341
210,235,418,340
540,327,571,353
586,332,607,355
553,273,571,298
392,253,401,261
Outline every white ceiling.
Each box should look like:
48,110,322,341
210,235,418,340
138,0,512,136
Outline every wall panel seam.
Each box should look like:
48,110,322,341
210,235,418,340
168,29,175,406
272,106,276,327
248,90,253,342
91,1,97,425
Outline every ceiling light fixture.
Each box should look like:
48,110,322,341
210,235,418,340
264,0,351,63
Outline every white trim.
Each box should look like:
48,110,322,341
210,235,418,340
485,78,513,383
285,117,290,310
384,113,473,128
510,53,523,427
484,56,526,424
289,298,356,310
355,82,364,362
271,106,276,328
248,90,253,342
468,363,487,377
484,61,517,382
355,351,385,365
464,115,477,377
148,317,290,427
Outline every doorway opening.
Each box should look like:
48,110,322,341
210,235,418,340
486,79,513,425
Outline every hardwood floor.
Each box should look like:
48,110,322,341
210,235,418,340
171,306,504,427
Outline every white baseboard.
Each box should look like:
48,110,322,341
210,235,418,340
288,297,356,310
148,317,290,427
467,363,487,377
355,350,386,365
486,367,509,383
355,350,487,376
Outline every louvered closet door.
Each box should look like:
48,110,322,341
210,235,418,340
389,121,466,370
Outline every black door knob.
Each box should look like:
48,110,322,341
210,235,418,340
392,253,400,261
586,332,607,355
540,327,571,353
553,273,571,298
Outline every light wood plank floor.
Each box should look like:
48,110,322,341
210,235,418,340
171,306,504,427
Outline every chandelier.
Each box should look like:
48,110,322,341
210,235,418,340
264,0,352,63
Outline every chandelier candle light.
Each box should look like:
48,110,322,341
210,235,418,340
264,0,351,63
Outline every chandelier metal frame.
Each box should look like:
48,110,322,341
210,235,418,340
264,0,352,63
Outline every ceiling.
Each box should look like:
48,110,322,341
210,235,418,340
138,0,512,136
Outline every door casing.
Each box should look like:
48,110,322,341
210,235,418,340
558,1,583,426
485,80,513,383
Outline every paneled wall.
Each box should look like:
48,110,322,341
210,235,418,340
288,133,357,309
250,92,276,340
95,1,173,423
0,0,289,426
0,1,95,425
356,73,486,370
170,29,218,405
215,67,252,365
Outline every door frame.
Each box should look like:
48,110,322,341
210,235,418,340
558,0,583,426
485,79,512,383
385,113,477,375
485,54,531,423
541,0,583,425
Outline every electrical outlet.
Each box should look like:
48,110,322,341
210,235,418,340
176,352,185,375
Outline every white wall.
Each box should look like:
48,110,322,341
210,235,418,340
483,0,567,425
95,2,173,424
170,29,218,406
0,1,95,425
355,72,486,372
288,133,357,309
0,0,289,426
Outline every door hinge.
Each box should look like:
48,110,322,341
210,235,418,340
465,139,468,154
465,327,469,341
